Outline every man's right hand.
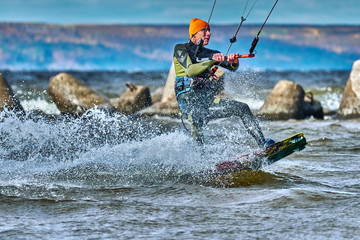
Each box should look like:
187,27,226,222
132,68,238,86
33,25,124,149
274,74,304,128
227,53,239,64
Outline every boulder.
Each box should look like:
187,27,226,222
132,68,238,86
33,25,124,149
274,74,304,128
110,82,152,114
137,101,180,117
48,73,112,115
303,92,324,119
161,61,177,103
136,61,180,116
258,80,305,120
337,59,360,118
151,87,164,104
0,73,25,114
258,80,324,120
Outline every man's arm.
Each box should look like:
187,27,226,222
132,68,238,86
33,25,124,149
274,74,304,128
219,61,239,72
184,55,215,76
174,44,215,77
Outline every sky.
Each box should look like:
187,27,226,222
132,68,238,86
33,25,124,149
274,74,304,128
0,0,359,25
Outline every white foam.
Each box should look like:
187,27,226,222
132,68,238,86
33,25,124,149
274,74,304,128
21,98,61,115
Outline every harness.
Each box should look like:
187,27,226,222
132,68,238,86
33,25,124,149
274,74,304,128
175,76,216,98
175,77,192,98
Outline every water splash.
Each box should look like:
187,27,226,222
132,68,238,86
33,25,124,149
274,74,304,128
0,109,252,189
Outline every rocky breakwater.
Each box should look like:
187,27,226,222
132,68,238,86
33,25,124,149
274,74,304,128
0,73,25,115
48,72,153,116
110,82,152,115
258,80,323,120
337,59,360,119
48,73,114,115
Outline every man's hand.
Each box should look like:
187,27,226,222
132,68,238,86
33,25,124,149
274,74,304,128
212,53,225,62
227,53,239,64
212,53,239,64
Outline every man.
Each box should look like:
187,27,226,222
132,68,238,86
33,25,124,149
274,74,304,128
173,18,272,147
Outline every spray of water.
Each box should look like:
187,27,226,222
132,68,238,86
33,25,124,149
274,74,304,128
0,106,257,190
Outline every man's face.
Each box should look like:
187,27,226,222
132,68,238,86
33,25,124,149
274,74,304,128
192,28,211,46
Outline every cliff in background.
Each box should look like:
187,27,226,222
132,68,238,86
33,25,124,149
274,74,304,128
0,23,359,71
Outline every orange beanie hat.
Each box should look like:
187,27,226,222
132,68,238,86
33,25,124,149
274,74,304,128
189,18,210,38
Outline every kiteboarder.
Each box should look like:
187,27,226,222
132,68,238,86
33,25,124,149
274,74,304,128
173,18,273,147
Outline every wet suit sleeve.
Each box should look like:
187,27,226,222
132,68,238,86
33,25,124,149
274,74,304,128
185,56,216,76
174,44,215,77
219,60,239,72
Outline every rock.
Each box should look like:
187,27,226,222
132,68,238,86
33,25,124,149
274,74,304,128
110,82,152,114
259,80,305,120
303,92,324,119
137,61,180,117
323,109,337,116
48,73,112,115
337,59,360,118
136,101,180,117
0,73,25,114
161,61,177,103
259,80,324,120
151,87,164,104
214,66,225,79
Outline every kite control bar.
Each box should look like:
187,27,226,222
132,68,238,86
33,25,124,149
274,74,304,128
196,53,255,62
236,53,255,59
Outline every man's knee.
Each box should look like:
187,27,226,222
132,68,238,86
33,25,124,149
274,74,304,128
226,100,251,115
237,101,251,113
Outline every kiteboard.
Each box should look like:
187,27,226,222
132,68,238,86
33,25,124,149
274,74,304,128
180,133,307,187
215,132,307,172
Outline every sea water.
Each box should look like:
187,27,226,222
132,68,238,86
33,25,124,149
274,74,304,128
0,70,359,239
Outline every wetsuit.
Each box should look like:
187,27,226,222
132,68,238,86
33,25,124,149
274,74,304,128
173,41,266,147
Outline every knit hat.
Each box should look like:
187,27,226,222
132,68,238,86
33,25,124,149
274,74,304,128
189,18,210,38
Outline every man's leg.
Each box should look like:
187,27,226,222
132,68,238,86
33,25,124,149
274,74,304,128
187,113,205,144
207,98,266,147
177,91,207,144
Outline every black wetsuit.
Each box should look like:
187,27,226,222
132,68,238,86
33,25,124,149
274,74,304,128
173,41,266,146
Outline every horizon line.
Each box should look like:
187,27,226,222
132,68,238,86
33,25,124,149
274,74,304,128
1,21,360,27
